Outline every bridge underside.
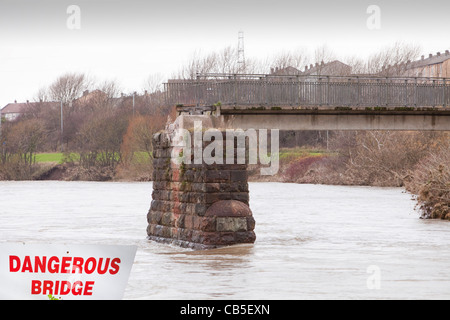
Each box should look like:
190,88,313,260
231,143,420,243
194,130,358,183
219,107,450,131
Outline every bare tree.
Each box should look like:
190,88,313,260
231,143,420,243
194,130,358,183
49,73,92,104
176,46,255,78
343,55,366,75
99,79,122,100
144,73,165,94
311,45,338,75
177,50,217,79
34,86,50,103
3,118,46,166
269,48,309,73
406,140,450,220
313,45,335,64
366,42,421,76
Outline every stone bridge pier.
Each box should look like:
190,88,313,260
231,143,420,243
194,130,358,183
146,115,256,249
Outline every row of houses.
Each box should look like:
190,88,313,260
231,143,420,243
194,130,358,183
269,50,450,78
270,60,352,76
386,50,450,78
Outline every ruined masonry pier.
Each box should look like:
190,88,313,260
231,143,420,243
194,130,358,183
146,115,256,249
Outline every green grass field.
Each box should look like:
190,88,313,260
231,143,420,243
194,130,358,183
35,153,64,164
35,153,81,164
278,148,327,160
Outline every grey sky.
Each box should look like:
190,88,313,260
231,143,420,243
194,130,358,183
0,0,449,107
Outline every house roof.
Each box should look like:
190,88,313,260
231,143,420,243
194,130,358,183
381,50,450,73
1,101,59,114
406,51,450,70
269,61,352,77
270,66,302,76
303,60,352,75
1,102,31,114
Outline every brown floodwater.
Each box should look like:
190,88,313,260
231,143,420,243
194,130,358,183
0,181,449,299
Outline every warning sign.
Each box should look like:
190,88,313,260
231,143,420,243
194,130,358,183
0,243,137,300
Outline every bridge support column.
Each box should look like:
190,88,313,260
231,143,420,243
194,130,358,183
147,115,256,249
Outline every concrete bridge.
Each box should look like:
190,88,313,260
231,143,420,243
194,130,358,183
179,106,450,131
146,74,450,250
168,73,450,131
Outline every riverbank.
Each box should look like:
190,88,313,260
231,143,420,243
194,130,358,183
2,143,449,221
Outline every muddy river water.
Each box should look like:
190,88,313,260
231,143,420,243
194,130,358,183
1,181,449,299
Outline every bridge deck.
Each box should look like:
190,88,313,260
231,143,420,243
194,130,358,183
169,74,450,131
166,74,450,109
217,106,450,131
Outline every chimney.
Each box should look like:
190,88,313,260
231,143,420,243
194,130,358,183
421,55,425,60
437,52,441,56
446,50,450,56
14,100,17,103
429,53,433,58
321,61,324,65
270,67,274,74
26,100,29,104
310,64,313,69
315,62,319,67
305,65,308,71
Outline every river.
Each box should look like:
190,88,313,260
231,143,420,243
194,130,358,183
0,181,449,300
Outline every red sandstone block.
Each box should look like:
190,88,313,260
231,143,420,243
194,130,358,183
161,225,172,238
246,216,256,231
205,170,230,183
194,203,208,216
183,215,194,230
190,230,203,243
199,231,221,246
203,183,221,193
192,216,216,232
218,232,236,245
235,231,256,244
148,211,163,225
175,214,186,228
146,224,154,236
230,192,249,204
205,200,253,217
230,170,248,181
161,212,175,227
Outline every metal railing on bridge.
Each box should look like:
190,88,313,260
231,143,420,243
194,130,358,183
165,73,450,108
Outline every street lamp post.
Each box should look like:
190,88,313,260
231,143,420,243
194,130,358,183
60,100,64,152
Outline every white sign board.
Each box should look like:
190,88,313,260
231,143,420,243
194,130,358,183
0,243,137,300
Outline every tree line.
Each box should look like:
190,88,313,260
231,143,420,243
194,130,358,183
0,72,172,180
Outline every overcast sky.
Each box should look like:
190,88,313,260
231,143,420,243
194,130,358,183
0,0,449,107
